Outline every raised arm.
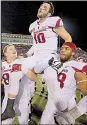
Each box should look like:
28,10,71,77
55,26,72,42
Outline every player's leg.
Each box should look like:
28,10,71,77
40,97,57,124
17,97,30,124
21,56,37,80
1,71,23,121
55,96,87,125
1,84,4,107
67,95,76,124
34,54,58,74
54,96,76,124
2,95,8,114
29,81,35,98
2,91,14,124
14,77,35,124
2,118,14,125
67,95,76,111
76,96,87,114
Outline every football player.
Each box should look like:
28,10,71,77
1,44,35,124
42,42,87,124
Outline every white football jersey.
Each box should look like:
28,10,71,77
29,16,63,54
66,60,87,74
57,60,87,93
1,58,34,101
46,60,87,107
2,59,21,97
1,58,35,118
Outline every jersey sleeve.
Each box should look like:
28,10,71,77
1,62,6,74
71,61,87,74
82,65,87,73
48,16,64,28
29,20,37,33
29,24,32,33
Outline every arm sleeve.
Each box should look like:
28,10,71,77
49,16,64,28
72,61,87,74
29,24,32,33
55,17,64,27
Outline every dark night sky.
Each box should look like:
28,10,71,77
1,1,87,51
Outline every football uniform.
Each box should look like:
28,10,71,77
29,16,63,54
1,58,35,124
22,16,63,74
41,60,87,124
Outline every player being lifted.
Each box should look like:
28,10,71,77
1,1,72,121
1,44,35,124
40,42,87,124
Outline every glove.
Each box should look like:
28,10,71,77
48,57,63,73
11,64,22,72
55,112,75,125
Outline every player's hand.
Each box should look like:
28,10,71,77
11,64,22,72
48,57,63,73
55,112,75,125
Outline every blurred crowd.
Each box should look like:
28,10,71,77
1,43,87,63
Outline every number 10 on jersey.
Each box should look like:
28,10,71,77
34,33,46,43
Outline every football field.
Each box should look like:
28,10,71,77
13,75,87,125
